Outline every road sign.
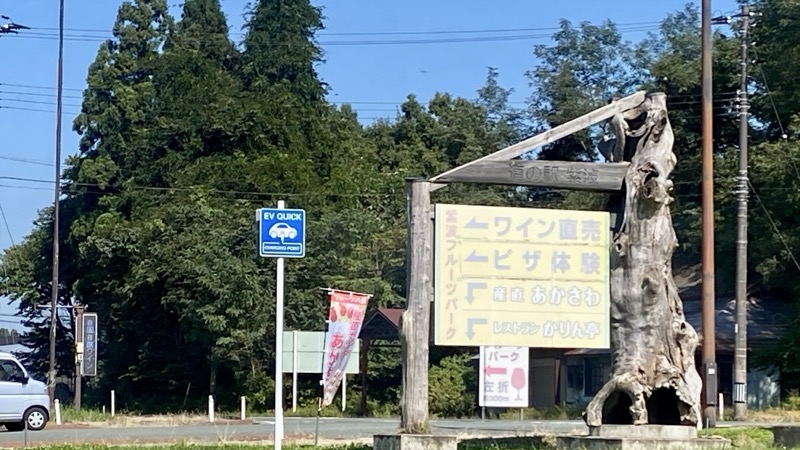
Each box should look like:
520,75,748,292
434,203,611,348
258,207,306,258
81,313,98,377
280,331,359,374
479,346,529,408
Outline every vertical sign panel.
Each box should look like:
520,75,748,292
434,203,611,348
320,290,370,408
258,207,306,258
81,313,98,377
479,346,529,408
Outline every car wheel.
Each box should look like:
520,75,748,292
289,230,297,238
24,407,48,431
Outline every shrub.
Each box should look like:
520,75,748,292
428,353,476,418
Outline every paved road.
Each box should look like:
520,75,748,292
0,417,588,446
0,416,775,447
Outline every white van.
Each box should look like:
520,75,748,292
0,352,50,431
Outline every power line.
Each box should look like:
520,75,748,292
0,200,14,246
0,155,53,167
0,88,740,108
748,180,800,273
27,20,664,38
4,25,661,47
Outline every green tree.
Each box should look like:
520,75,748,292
526,19,641,162
748,0,800,133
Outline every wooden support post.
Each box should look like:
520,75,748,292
400,178,432,433
360,338,370,416
74,304,84,410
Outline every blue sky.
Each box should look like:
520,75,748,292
0,0,738,328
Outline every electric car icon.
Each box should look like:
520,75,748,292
268,223,297,241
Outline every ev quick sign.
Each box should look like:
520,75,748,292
258,207,306,258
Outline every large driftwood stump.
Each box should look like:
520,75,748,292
584,93,702,427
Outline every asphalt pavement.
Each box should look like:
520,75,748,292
0,416,774,447
0,417,588,446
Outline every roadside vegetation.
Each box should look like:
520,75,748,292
18,428,800,450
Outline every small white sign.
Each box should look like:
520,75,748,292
478,346,529,408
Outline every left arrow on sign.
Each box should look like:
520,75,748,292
484,365,507,376
465,217,489,229
464,250,488,263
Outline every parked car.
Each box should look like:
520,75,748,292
0,351,50,431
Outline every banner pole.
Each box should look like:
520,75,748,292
315,381,322,446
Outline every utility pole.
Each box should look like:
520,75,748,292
700,0,717,429
733,4,752,421
48,0,66,406
74,304,84,410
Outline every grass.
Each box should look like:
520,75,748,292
60,406,112,423
30,446,372,450
704,426,775,449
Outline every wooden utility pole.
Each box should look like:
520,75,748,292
734,4,751,421
73,304,84,410
400,178,432,433
701,0,718,429
48,0,66,407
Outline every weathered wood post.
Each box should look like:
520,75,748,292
400,178,432,433
584,93,702,427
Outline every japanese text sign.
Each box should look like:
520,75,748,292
434,204,610,348
81,313,98,377
320,290,370,408
479,346,529,408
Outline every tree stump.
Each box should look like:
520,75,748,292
584,93,702,427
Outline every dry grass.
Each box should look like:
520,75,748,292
106,414,248,428
730,408,800,423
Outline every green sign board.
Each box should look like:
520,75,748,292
281,330,359,374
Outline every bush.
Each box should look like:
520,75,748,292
428,353,476,418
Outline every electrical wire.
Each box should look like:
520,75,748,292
748,180,800,273
27,20,665,38
0,201,14,246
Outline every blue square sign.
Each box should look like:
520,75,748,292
258,207,306,258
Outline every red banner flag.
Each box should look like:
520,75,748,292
320,290,370,408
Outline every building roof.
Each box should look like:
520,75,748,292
359,308,404,340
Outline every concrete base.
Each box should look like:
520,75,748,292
589,425,698,440
773,425,800,448
374,434,457,450
560,425,728,450
558,436,729,450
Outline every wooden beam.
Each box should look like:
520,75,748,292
433,160,629,192
359,338,369,416
429,90,646,192
400,178,432,433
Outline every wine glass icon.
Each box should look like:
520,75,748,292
510,368,526,402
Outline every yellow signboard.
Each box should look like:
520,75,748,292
434,204,610,348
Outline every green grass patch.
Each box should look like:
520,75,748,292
494,404,584,421
704,426,773,449
59,406,110,423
